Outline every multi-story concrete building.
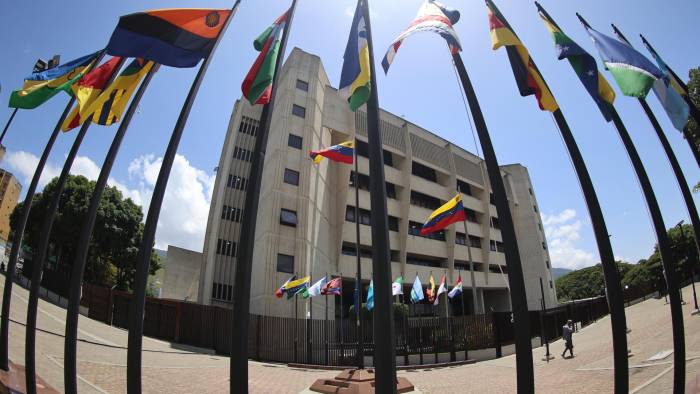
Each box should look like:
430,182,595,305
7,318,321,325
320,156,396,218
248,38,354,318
0,169,20,243
198,48,556,318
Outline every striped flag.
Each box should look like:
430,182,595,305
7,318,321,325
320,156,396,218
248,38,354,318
434,275,447,305
448,275,463,299
382,0,461,74
339,0,371,112
309,141,354,164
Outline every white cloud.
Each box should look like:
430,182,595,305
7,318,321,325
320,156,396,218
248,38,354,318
4,150,61,189
541,209,597,270
71,155,101,180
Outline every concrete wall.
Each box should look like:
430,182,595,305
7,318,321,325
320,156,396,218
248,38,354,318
162,245,202,302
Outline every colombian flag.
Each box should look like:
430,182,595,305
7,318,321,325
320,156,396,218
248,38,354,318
309,141,354,164
420,194,466,236
486,0,558,112
106,9,231,68
339,0,371,112
9,52,100,109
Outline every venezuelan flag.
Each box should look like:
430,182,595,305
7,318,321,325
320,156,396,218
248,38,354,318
339,0,371,112
106,9,231,68
9,52,100,109
309,141,354,164
284,276,311,299
420,194,466,235
486,0,558,112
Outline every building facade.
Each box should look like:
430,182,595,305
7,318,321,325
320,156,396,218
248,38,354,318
198,48,556,317
0,169,20,243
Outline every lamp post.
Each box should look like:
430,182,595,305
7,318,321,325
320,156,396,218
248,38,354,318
677,220,698,313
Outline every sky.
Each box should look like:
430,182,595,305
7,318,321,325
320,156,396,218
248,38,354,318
0,0,698,270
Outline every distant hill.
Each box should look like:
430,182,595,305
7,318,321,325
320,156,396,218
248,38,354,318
552,267,573,280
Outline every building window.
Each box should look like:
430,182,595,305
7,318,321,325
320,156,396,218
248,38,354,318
542,241,547,250
469,235,482,249
350,171,397,199
538,222,543,232
533,205,538,212
489,264,508,274
489,193,496,205
490,217,500,229
288,134,303,149
411,161,438,183
464,208,478,223
277,254,295,274
410,190,442,210
233,146,252,162
227,174,247,190
341,242,400,262
354,139,394,167
528,188,533,195
546,260,550,269
408,220,445,241
284,168,300,186
212,282,233,301
216,238,236,257
406,253,444,268
280,209,298,227
292,104,306,118
296,79,309,92
457,180,472,196
239,116,259,137
222,205,242,222
549,280,553,289
489,240,504,253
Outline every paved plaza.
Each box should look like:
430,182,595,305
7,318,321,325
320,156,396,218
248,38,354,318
3,275,700,393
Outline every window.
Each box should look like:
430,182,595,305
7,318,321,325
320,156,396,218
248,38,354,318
542,241,547,250
464,208,478,223
277,254,294,273
221,205,242,222
354,139,394,167
546,260,550,269
350,171,397,199
489,193,496,205
469,235,482,249
456,232,467,246
538,222,543,232
408,220,445,241
280,209,298,227
528,188,533,196
216,239,236,257
296,79,309,92
549,280,553,289
406,253,444,268
212,282,233,301
490,240,504,253
408,221,421,236
341,242,400,262
233,146,252,162
385,182,397,199
490,217,500,229
239,116,259,137
292,104,306,118
533,205,538,213
227,174,247,190
412,161,438,183
410,190,442,210
388,216,399,232
457,180,472,196
489,264,507,274
345,205,399,231
284,168,300,186
455,260,484,271
288,134,303,149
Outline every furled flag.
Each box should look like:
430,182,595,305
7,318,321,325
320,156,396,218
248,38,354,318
651,77,689,131
366,280,374,311
426,275,437,304
275,275,296,298
106,9,231,68
537,4,615,121
9,51,100,109
392,276,404,296
447,275,463,299
303,276,328,299
434,275,447,305
486,0,558,112
382,0,462,74
242,9,290,105
581,23,662,98
421,194,466,235
309,141,354,164
410,275,424,303
339,0,371,112
322,277,342,296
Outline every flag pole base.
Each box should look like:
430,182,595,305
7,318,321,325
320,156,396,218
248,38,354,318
307,368,415,393
0,362,59,393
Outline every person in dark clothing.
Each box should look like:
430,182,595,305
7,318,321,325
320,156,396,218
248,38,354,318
561,319,574,358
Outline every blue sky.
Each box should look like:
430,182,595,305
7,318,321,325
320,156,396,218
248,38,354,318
1,0,698,269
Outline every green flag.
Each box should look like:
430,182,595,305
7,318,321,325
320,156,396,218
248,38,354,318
392,276,403,296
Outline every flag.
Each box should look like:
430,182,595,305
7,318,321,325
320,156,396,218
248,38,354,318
275,275,296,298
410,275,424,303
106,9,230,68
339,0,371,111
581,24,662,98
285,276,310,299
537,4,615,121
392,276,404,296
652,77,689,132
9,52,100,109
62,57,123,131
242,9,290,105
642,40,686,98
382,0,462,73
434,275,447,305
448,275,463,299
302,276,328,299
426,275,436,303
309,141,354,164
322,277,342,296
421,194,466,235
366,280,374,311
486,0,558,112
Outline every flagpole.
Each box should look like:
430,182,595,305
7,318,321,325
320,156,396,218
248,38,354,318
24,57,127,394
229,0,295,391
451,51,534,392
0,109,18,146
460,269,467,361
64,63,158,394
125,4,240,393
0,49,106,371
461,218,479,315
353,136,364,369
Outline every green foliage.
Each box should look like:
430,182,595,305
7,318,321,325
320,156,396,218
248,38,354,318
555,262,633,302
348,303,409,320
686,68,700,150
10,175,161,291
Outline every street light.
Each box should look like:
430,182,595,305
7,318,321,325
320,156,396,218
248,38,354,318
676,220,697,312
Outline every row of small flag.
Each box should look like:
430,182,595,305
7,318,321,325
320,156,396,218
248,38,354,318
275,274,465,308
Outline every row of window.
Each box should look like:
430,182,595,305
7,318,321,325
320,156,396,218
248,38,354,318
221,205,242,222
408,220,445,241
349,171,397,199
216,238,236,257
490,240,505,253
233,146,253,162
227,174,248,190
239,116,259,137
212,282,233,301
455,232,482,248
344,205,399,232
340,242,400,262
355,139,394,167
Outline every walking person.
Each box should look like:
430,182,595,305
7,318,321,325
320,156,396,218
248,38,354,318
561,319,574,359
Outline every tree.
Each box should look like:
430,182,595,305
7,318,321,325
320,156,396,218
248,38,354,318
685,68,700,150
555,262,633,302
10,175,161,292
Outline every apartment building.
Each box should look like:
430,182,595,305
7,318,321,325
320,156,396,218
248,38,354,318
198,48,556,317
0,169,20,243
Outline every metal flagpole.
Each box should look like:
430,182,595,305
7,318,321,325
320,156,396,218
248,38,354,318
126,4,239,393
361,0,397,390
461,218,478,314
538,277,552,361
353,137,364,369
460,269,467,360
63,63,158,394
0,50,105,370
24,57,127,394
0,109,18,146
451,51,534,392
229,0,295,391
